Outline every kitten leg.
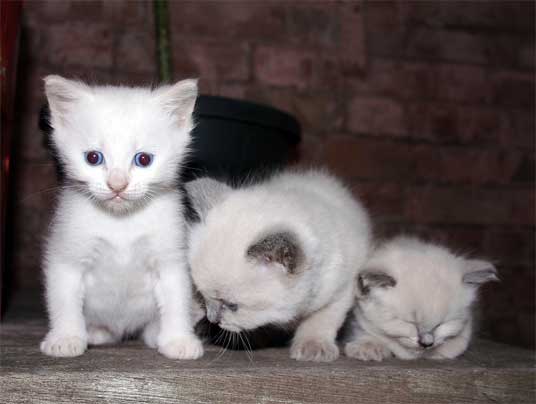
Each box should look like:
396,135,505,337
191,296,206,326
290,287,353,362
40,265,88,357
142,319,159,349
154,263,204,360
345,335,392,361
87,325,119,346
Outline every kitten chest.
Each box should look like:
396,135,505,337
82,231,160,329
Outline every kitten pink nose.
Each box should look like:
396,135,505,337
107,169,129,193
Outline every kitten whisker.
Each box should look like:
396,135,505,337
238,332,254,363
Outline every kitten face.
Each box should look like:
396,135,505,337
189,200,306,332
192,254,297,332
357,237,497,358
45,76,197,213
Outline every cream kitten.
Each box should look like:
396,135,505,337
40,75,203,359
345,236,498,361
187,170,371,361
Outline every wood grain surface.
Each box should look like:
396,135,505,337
1,319,534,404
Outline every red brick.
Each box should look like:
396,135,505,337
116,30,157,74
511,189,535,226
296,134,323,167
254,46,313,89
510,109,535,149
102,0,151,26
414,145,524,185
519,40,535,69
243,87,343,134
169,2,286,41
22,1,71,25
347,96,405,136
457,106,513,145
406,103,512,144
338,2,367,74
68,1,104,21
435,64,492,104
348,60,492,104
405,103,459,142
346,59,400,97
438,1,534,33
484,229,535,265
491,71,535,108
406,186,535,225
172,40,250,82
407,29,488,65
365,1,404,58
44,23,114,68
11,163,58,291
352,182,407,221
284,4,340,47
210,82,249,100
323,136,416,181
325,137,524,186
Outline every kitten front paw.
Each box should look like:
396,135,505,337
290,339,339,362
40,334,87,357
344,340,391,361
158,335,204,360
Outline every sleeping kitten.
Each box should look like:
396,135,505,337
345,236,498,361
186,170,371,361
40,75,203,359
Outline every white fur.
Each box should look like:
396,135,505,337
188,170,371,361
345,236,498,361
40,76,203,359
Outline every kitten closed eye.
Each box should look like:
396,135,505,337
222,301,238,312
434,319,466,342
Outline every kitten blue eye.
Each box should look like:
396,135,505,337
134,152,153,167
85,151,104,166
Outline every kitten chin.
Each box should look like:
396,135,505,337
187,169,372,362
40,75,204,359
345,236,498,361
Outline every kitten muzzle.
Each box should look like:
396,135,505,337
206,301,222,324
418,333,434,348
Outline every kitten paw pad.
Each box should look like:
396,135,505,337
40,335,87,357
158,335,204,360
290,339,339,362
344,341,390,361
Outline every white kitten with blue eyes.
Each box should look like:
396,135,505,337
40,75,203,359
345,236,498,361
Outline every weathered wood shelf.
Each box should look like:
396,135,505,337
1,319,534,404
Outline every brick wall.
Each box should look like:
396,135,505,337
9,1,534,347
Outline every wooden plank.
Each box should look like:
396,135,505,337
1,320,535,404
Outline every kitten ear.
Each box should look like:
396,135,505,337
247,232,304,274
357,270,396,295
44,75,91,124
156,78,198,127
185,177,231,219
462,259,499,286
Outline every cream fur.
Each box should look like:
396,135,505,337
188,170,371,361
345,236,498,361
